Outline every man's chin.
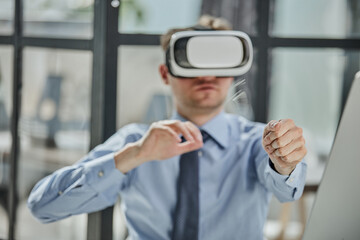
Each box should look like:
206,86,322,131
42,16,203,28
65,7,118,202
192,101,224,112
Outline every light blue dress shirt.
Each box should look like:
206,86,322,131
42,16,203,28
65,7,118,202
28,112,307,240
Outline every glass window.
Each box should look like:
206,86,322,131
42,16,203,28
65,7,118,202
23,0,93,39
268,48,356,163
201,0,258,35
271,0,360,39
16,47,92,239
266,48,360,239
0,0,14,35
119,0,202,34
0,45,13,239
117,45,171,128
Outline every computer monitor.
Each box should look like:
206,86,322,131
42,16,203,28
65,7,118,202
303,72,360,239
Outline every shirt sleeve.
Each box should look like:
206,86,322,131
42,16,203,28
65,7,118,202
27,124,145,223
253,127,307,202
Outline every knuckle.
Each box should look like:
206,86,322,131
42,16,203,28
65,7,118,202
297,127,303,135
268,120,276,126
150,128,161,137
186,121,197,130
274,139,282,147
271,140,277,148
149,124,159,133
280,139,288,148
303,147,308,155
155,127,166,135
273,131,280,138
265,145,273,152
159,120,170,125
277,148,285,156
150,122,158,128
274,149,280,156
172,120,181,125
185,120,194,126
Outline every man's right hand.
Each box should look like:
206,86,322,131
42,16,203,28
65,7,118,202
114,120,203,173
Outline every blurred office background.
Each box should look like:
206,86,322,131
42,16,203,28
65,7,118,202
0,0,359,239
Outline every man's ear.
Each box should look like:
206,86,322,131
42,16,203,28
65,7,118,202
159,64,170,85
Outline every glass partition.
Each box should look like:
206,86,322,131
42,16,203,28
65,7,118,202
268,48,351,160
267,48,360,210
117,45,171,128
271,0,360,39
0,45,13,239
265,48,360,239
23,0,93,38
15,47,92,239
119,0,202,34
0,0,13,35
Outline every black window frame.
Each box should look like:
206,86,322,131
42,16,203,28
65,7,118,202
1,0,360,239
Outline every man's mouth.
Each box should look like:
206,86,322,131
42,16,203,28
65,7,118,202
195,84,217,91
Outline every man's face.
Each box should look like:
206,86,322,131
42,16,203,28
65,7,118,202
159,65,234,114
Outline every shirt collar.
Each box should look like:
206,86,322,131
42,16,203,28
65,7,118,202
171,111,230,149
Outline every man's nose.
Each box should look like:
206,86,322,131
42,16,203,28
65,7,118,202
196,76,216,81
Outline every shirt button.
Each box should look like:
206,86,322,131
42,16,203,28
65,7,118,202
58,191,63,195
289,178,294,182
98,170,104,177
198,151,203,157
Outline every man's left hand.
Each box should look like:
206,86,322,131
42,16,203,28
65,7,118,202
262,119,307,175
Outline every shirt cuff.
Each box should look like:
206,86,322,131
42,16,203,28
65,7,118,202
81,153,128,193
285,160,307,188
266,158,306,188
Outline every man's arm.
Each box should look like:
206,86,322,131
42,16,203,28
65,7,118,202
28,121,203,223
255,119,307,202
27,125,141,223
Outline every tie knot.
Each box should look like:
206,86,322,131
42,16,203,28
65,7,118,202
180,130,210,143
200,130,210,143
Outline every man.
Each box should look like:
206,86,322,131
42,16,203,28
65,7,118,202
28,16,307,239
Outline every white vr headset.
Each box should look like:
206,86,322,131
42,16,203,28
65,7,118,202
166,30,253,78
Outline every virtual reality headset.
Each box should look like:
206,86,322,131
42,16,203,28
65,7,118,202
165,30,253,78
